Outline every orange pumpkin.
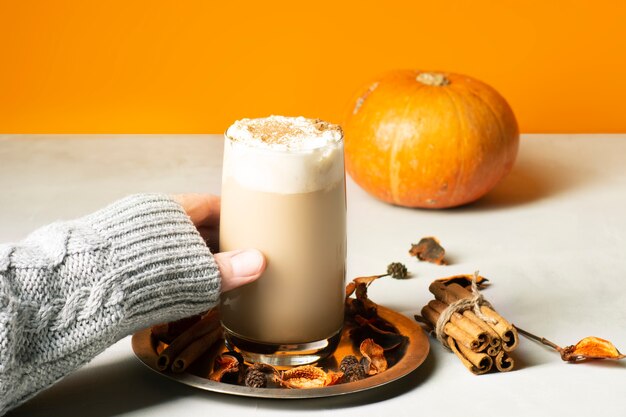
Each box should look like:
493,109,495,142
343,71,519,208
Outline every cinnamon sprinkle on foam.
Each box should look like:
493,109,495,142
226,116,342,151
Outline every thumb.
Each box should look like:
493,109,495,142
214,249,266,293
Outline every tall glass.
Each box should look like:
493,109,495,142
219,116,346,366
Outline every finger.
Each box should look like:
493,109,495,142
172,194,220,227
213,249,266,293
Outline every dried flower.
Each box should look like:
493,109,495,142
409,237,446,265
387,262,408,279
516,328,626,363
561,337,625,362
209,351,243,383
359,338,388,375
279,365,343,389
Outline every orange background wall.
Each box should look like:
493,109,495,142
1,1,625,134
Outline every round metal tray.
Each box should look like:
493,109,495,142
131,305,429,399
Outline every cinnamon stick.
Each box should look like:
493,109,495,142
494,351,514,372
429,281,460,305
430,282,519,352
428,300,490,352
157,309,220,371
477,306,519,352
462,310,502,356
447,336,492,375
151,314,202,344
421,305,477,351
171,326,223,373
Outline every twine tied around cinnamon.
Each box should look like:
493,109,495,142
435,271,498,350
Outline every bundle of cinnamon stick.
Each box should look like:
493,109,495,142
416,275,519,375
152,308,223,373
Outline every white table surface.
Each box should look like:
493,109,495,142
1,134,625,417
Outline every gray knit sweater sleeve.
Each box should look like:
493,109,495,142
0,194,221,415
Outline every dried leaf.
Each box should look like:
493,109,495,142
351,315,407,350
359,338,388,375
345,281,357,299
353,275,385,298
345,275,385,318
561,336,626,362
409,237,446,265
279,365,343,389
345,298,377,319
353,315,395,333
435,274,489,289
208,353,242,382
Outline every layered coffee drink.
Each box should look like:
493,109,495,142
219,116,346,366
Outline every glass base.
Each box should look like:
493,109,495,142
223,327,342,367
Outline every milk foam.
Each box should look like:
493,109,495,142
223,116,344,194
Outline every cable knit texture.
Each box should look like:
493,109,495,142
0,194,221,415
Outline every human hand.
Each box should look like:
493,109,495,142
172,193,266,292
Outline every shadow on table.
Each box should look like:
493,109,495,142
9,349,436,416
8,357,193,417
214,350,437,412
455,153,588,211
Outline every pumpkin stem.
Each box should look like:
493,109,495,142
416,72,450,86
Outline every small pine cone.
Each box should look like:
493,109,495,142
339,355,359,373
340,355,366,382
387,262,408,279
343,362,366,382
244,368,267,388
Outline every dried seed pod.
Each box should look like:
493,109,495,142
359,338,388,375
279,365,343,389
387,262,408,279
